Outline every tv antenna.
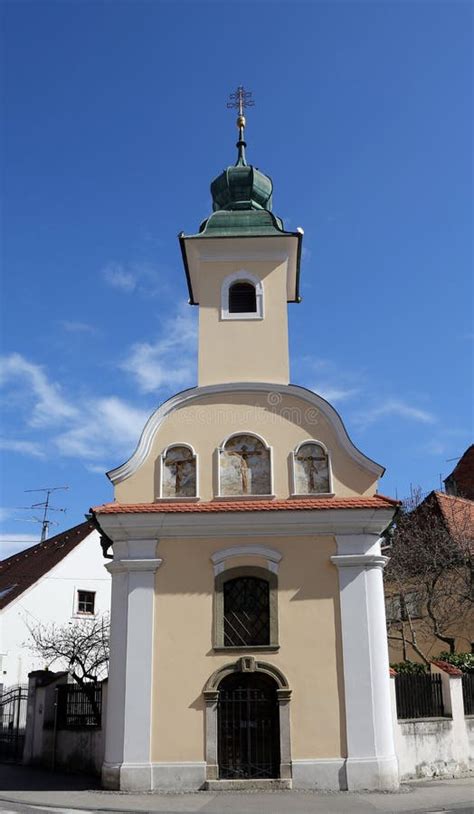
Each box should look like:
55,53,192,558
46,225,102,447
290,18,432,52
16,486,69,542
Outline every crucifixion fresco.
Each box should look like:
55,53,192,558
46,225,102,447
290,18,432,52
295,443,330,494
220,434,270,496
162,445,197,497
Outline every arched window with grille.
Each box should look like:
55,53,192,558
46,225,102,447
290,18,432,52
221,272,264,320
224,575,269,646
214,566,278,649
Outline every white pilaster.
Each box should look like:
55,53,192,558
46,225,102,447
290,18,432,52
332,534,399,790
101,541,162,791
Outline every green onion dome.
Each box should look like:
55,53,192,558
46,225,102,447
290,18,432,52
210,140,273,213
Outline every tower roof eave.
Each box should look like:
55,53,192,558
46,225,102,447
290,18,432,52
179,230,303,306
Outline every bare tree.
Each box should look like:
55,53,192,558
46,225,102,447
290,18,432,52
384,489,473,664
27,614,109,723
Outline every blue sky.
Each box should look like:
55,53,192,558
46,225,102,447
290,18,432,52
1,0,472,557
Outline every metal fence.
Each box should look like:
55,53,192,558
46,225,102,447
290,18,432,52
462,673,474,716
56,683,102,729
0,685,29,762
395,673,444,719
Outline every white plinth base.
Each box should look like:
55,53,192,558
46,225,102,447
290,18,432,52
102,761,207,791
345,755,399,791
102,756,399,792
292,758,347,790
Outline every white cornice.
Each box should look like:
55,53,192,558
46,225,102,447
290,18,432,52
95,507,395,541
107,383,385,485
331,554,389,570
105,558,163,574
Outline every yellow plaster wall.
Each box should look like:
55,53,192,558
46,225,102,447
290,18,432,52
115,391,378,503
197,259,290,386
150,534,346,762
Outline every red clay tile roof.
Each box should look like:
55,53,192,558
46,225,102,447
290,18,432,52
444,445,474,500
93,495,399,514
0,520,94,610
431,660,463,677
432,491,474,542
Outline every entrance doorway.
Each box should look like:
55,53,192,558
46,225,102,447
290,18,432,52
218,671,280,779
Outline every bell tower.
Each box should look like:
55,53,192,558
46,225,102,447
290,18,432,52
179,87,303,387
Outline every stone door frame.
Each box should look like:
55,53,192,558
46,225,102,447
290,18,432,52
203,656,292,781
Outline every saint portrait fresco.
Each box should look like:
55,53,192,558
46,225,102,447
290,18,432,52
220,434,271,496
162,445,197,497
294,442,330,494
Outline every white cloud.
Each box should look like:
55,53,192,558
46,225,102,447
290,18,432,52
1,304,194,467
54,397,149,462
85,463,108,475
0,352,148,464
60,320,97,334
121,305,197,393
310,385,359,403
300,358,362,405
353,399,436,430
0,353,78,427
0,438,45,458
0,508,14,523
102,262,137,293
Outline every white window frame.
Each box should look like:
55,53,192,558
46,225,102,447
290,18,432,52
221,270,264,321
216,431,274,498
290,438,335,497
156,442,200,501
76,589,96,616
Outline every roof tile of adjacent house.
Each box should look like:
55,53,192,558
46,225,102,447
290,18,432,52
444,445,474,500
93,494,399,514
432,491,474,543
0,520,94,610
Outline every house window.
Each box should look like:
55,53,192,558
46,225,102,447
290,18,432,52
229,282,257,314
293,441,331,495
219,433,272,496
214,566,278,650
77,590,95,615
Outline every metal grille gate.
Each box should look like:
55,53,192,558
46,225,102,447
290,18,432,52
218,673,279,779
0,685,28,762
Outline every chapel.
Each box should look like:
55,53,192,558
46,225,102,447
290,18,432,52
93,88,399,793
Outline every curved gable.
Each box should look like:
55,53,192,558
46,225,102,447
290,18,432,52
108,384,383,503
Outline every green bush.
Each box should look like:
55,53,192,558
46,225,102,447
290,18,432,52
390,661,428,674
438,652,474,673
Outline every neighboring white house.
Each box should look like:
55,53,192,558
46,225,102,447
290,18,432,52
0,520,111,689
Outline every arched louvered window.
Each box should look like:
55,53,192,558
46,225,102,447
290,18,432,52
228,281,257,314
221,272,264,320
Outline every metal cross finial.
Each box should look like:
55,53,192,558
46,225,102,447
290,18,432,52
227,85,255,118
227,86,254,166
